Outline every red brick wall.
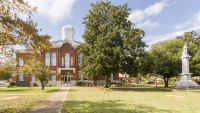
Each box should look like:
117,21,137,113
12,42,119,82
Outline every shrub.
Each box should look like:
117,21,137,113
48,85,52,87
6,85,11,88
9,82,16,88
158,81,164,85
169,81,176,85
75,81,83,86
83,82,86,86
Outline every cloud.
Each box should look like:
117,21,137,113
144,10,200,51
175,21,192,30
24,0,77,24
128,0,168,23
136,20,160,28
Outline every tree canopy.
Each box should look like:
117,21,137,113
149,39,184,87
19,57,58,90
77,0,146,87
0,0,52,55
149,31,200,87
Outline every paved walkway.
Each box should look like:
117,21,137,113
28,87,70,113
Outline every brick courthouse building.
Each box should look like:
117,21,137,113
12,25,119,86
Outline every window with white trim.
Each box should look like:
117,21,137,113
78,72,83,81
71,57,73,66
62,57,64,66
51,53,56,66
78,53,83,66
19,58,24,67
45,53,50,66
65,53,69,68
32,76,35,81
19,73,23,81
52,75,56,81
84,76,88,81
109,73,113,81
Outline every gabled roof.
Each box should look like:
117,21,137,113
18,39,84,53
51,39,84,48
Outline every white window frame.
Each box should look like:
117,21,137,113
84,76,88,81
52,75,56,81
62,57,64,66
65,53,70,68
78,72,83,81
19,58,24,67
45,53,50,66
32,76,35,81
51,53,56,66
78,53,83,66
19,73,23,81
71,57,73,66
109,73,113,81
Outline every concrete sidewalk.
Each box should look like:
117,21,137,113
28,87,70,113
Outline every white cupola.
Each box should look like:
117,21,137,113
62,25,75,40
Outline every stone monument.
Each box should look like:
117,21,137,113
173,44,199,89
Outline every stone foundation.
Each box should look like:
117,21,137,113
173,74,199,89
171,86,200,89
30,81,62,86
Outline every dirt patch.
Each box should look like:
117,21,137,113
1,96,19,100
165,95,186,98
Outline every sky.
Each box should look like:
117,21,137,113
17,0,200,50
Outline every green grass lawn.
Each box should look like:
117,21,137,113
0,87,61,94
0,87,61,113
0,94,51,113
62,85,200,113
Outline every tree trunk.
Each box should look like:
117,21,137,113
140,77,141,84
41,81,44,90
156,76,157,90
164,77,168,87
105,75,109,88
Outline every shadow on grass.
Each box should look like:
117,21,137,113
45,89,61,93
0,88,32,94
62,99,172,113
110,85,173,92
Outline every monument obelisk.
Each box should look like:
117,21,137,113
173,44,198,88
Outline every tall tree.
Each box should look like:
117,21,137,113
77,1,146,87
149,39,185,87
19,57,58,90
176,31,200,77
0,0,52,77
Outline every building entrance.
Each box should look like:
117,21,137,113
64,72,71,83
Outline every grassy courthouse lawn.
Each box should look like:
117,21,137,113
62,85,200,113
0,87,61,113
0,87,61,94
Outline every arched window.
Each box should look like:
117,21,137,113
78,53,83,66
52,75,56,81
51,53,56,66
71,57,73,66
19,73,23,81
19,58,24,67
65,53,70,68
45,53,50,66
32,76,35,81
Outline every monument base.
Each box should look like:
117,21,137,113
171,86,200,89
172,74,199,89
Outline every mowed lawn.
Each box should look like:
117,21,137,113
0,87,61,113
62,85,200,113
0,87,61,94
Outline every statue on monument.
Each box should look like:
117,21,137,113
172,44,199,88
182,44,187,55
